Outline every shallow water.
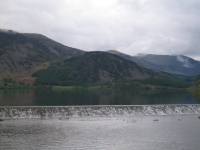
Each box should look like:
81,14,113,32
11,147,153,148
1,115,200,150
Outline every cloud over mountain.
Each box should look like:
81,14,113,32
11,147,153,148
176,56,193,68
1,0,200,60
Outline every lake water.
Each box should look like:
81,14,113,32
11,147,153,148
1,89,200,150
0,89,199,106
1,115,200,150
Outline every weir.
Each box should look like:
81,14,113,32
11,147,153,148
1,105,200,118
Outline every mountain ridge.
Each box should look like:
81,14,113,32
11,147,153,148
107,50,200,76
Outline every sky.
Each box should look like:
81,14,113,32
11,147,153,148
1,0,200,60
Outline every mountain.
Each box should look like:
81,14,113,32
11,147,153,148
0,29,85,74
32,51,190,88
107,50,200,76
33,52,157,85
32,51,156,85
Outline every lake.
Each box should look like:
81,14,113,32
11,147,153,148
1,89,200,150
0,89,199,106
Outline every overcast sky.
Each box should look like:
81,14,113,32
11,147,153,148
1,0,200,60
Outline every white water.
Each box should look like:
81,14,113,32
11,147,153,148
1,105,200,118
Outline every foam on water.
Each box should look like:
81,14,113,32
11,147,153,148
1,105,200,118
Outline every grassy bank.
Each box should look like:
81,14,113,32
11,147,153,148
52,86,78,90
52,81,190,91
0,76,192,90
0,79,51,89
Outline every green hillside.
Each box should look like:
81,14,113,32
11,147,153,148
190,76,200,89
32,52,190,88
172,74,198,83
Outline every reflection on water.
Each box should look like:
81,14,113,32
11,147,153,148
0,90,36,106
0,89,199,106
190,89,200,102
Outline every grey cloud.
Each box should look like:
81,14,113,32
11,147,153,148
0,0,200,60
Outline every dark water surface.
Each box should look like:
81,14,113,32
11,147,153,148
0,89,199,106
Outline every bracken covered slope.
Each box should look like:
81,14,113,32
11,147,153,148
0,29,85,74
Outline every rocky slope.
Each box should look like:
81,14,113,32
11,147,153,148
0,29,85,74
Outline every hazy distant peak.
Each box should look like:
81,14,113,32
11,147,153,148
0,29,18,34
137,53,148,57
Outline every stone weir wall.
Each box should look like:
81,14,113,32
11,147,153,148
0,105,200,118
